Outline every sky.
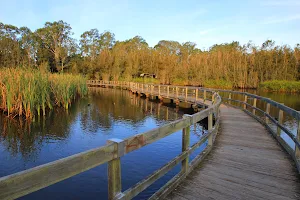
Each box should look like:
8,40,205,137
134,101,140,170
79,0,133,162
0,0,299,49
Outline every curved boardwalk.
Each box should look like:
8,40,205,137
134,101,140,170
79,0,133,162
166,105,300,200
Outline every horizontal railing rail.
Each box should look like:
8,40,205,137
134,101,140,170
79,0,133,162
214,89,300,172
0,81,222,200
87,80,300,172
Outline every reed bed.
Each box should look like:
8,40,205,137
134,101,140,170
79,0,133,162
0,69,87,119
260,80,300,93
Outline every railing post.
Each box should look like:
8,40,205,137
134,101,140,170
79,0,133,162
107,139,125,200
295,120,300,162
277,106,284,137
243,95,247,109
182,115,191,174
203,90,206,102
185,87,188,101
265,102,270,123
176,87,178,98
167,86,169,97
252,98,257,115
195,89,198,102
158,85,161,96
151,85,153,94
228,92,231,104
208,112,213,146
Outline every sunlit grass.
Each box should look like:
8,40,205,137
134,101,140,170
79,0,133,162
260,80,300,93
0,68,87,119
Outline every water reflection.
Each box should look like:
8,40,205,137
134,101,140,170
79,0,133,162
0,88,187,171
0,87,208,200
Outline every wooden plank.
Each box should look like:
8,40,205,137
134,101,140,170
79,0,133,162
181,116,190,174
120,151,188,200
277,108,284,136
167,105,300,200
0,144,115,200
107,139,123,200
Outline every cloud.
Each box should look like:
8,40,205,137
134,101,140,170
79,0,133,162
262,14,300,24
261,0,300,6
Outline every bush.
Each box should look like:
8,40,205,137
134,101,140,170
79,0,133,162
260,80,300,92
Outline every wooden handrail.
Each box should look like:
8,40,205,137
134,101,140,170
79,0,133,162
0,81,222,200
87,80,300,172
218,90,300,173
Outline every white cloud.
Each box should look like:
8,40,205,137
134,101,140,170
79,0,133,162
262,14,300,24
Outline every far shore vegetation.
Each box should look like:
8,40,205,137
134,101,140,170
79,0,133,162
1,19,300,114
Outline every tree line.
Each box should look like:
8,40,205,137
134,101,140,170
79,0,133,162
1,20,299,88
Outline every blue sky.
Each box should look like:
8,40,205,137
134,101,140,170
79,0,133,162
0,0,299,49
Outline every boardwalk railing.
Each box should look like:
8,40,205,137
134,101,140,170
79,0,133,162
0,81,222,200
215,89,300,172
87,80,300,173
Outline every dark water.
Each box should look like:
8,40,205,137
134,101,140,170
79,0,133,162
0,88,207,200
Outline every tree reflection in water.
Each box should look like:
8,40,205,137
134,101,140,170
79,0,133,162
0,88,188,163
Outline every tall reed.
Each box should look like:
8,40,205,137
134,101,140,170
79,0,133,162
0,68,87,119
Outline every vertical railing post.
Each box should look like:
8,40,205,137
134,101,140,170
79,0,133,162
185,87,188,101
228,92,232,104
158,85,161,96
295,120,300,163
167,86,169,97
203,90,206,102
151,85,153,94
208,112,213,146
107,139,124,200
195,89,198,102
252,98,257,115
182,115,191,174
277,106,284,136
243,95,248,109
176,87,178,98
265,102,270,123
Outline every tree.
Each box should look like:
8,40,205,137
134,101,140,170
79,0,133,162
36,20,74,72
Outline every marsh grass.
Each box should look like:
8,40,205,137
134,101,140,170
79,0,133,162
260,80,300,93
203,80,233,89
0,68,87,119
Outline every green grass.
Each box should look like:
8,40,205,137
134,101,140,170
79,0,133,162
260,80,300,92
0,68,87,119
131,77,160,84
203,80,233,89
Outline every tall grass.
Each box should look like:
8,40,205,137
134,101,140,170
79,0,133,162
0,68,87,118
203,80,233,89
260,80,300,93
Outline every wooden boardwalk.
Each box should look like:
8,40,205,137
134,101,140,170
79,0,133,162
1,81,300,200
166,105,300,200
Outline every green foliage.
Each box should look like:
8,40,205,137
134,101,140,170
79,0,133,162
0,68,87,118
203,80,233,89
260,81,300,92
131,77,160,84
1,20,300,89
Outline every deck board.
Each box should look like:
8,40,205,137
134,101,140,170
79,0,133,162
166,105,300,200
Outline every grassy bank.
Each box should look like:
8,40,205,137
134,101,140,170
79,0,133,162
260,80,300,93
0,69,87,118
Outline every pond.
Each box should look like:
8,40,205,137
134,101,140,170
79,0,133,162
0,87,207,200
